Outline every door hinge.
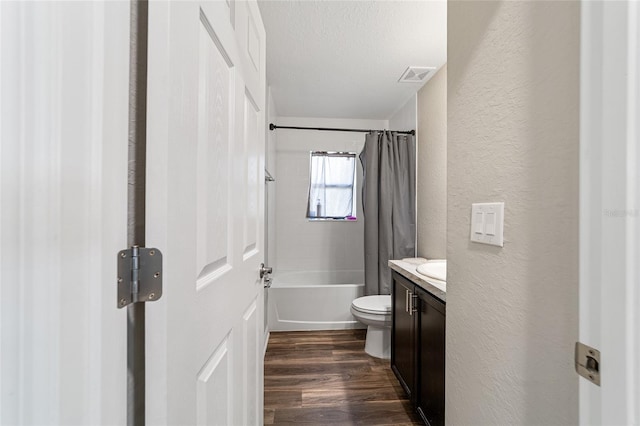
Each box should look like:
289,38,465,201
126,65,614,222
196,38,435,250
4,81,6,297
575,342,600,386
117,246,163,308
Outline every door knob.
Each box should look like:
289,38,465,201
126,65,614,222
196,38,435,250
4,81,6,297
260,263,273,279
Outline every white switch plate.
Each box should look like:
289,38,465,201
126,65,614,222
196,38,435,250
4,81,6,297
470,202,504,247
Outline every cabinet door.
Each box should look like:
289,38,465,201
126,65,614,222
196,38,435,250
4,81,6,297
391,273,416,399
417,288,446,426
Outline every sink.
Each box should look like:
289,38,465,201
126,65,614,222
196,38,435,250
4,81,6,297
416,260,446,283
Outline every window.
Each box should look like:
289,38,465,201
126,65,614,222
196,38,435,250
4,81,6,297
306,151,357,220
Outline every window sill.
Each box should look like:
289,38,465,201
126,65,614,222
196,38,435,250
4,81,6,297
307,217,358,222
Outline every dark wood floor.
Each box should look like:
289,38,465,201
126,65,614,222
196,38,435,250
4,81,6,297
264,329,423,425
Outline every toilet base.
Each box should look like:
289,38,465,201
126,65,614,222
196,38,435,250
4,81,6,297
364,325,391,359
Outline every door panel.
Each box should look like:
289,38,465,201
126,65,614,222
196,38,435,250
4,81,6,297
196,334,232,426
242,299,260,425
146,1,266,424
243,91,261,259
234,2,265,110
196,11,234,287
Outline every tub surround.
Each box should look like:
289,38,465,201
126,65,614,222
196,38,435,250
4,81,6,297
389,259,446,302
273,116,386,273
267,270,365,331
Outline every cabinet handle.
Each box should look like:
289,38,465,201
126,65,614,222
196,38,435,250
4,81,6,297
405,289,409,313
408,291,413,316
411,293,418,315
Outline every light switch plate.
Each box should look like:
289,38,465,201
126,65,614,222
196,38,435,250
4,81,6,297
470,202,504,247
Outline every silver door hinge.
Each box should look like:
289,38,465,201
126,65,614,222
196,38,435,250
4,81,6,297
575,342,600,386
117,246,163,308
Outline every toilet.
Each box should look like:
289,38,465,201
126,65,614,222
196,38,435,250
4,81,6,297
350,295,392,359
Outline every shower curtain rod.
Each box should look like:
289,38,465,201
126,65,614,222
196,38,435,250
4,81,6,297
269,123,415,136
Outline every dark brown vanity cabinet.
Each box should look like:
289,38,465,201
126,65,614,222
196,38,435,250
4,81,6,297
391,274,416,398
415,286,445,426
391,271,446,426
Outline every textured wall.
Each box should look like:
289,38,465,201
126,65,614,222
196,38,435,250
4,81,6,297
417,65,447,260
274,117,387,272
447,2,579,425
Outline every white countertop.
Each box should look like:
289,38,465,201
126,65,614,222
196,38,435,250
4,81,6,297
389,258,446,302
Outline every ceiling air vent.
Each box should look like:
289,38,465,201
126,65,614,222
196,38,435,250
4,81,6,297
398,66,435,83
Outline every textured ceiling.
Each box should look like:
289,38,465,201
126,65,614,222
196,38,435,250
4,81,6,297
258,0,447,119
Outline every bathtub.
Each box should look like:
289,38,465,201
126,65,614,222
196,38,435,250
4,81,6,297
267,270,366,331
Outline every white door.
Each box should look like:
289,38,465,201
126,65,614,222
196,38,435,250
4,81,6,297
580,1,640,424
145,1,266,424
0,2,129,424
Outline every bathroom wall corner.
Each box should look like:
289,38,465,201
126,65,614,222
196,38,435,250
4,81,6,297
416,65,447,260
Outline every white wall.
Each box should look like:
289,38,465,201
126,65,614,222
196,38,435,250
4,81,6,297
447,2,579,425
388,94,417,133
417,65,447,259
265,88,277,267
274,116,387,272
265,88,278,337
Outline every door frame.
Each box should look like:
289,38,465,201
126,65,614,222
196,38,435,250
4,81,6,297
579,1,640,423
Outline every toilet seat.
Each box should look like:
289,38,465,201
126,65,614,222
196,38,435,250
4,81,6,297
351,295,391,315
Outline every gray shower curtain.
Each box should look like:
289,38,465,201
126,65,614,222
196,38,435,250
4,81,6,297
360,131,416,296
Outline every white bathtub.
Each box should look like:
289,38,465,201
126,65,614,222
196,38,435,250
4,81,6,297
267,270,366,331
